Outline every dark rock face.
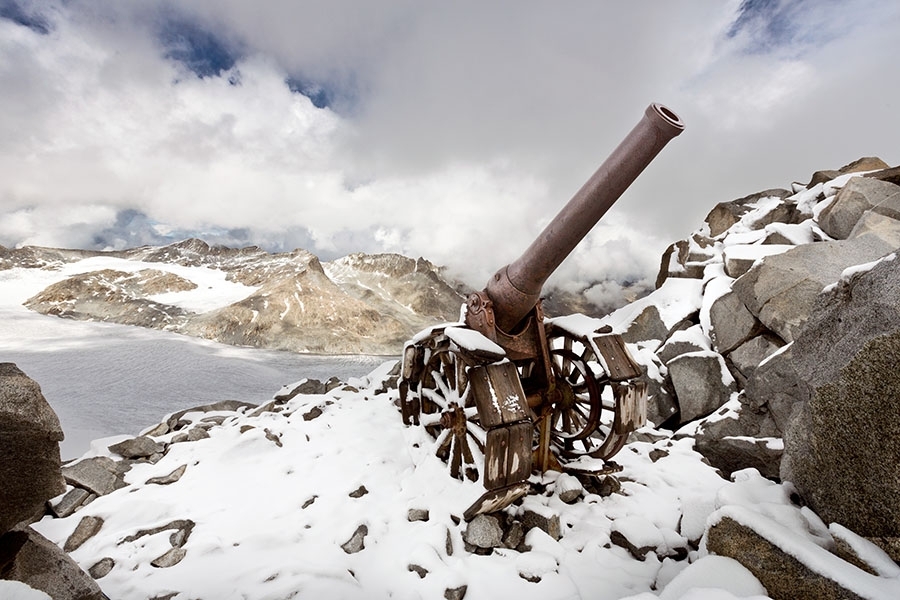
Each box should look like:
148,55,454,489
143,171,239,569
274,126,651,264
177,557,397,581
781,256,900,540
0,526,107,600
0,363,66,534
707,515,869,600
743,345,802,435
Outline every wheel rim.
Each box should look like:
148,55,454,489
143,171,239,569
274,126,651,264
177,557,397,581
418,345,486,482
547,331,615,458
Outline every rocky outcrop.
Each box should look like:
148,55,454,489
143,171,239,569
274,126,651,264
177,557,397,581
0,526,107,600
704,189,795,237
185,258,412,354
667,352,736,424
707,513,882,600
0,364,65,533
24,269,195,330
817,176,900,239
615,158,900,488
731,232,900,343
780,254,900,553
609,157,900,575
15,241,466,355
0,364,106,598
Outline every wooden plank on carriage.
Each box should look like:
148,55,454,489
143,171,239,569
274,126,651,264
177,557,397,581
484,421,532,491
592,334,643,381
444,326,506,361
484,426,510,491
613,381,648,434
470,362,531,428
463,482,530,522
506,422,533,485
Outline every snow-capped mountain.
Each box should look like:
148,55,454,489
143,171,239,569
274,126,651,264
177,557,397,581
2,240,465,355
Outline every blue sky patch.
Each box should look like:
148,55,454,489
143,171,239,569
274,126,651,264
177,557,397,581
158,17,238,78
0,0,51,34
286,77,335,109
727,0,840,54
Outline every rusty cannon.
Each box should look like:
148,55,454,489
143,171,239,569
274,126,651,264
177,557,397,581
399,103,684,519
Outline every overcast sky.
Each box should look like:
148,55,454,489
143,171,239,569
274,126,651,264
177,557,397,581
1,0,898,300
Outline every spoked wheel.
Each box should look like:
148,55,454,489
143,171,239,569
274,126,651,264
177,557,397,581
546,330,617,459
417,344,487,483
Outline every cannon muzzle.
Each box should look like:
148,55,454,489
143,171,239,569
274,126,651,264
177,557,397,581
484,103,684,332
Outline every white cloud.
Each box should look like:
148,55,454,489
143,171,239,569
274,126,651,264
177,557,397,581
1,0,899,298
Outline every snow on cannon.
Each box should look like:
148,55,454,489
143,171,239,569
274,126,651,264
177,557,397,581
399,103,684,520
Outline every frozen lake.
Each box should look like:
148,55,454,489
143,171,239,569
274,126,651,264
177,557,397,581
0,304,392,460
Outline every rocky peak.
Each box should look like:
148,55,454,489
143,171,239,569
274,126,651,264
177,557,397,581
19,244,466,355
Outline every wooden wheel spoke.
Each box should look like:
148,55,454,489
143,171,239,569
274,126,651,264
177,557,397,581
546,333,609,454
435,430,453,461
414,345,486,484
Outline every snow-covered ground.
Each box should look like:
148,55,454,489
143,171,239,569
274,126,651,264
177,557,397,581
0,264,385,459
5,252,900,599
27,359,899,599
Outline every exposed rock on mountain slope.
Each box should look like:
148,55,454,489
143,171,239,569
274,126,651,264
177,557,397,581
780,254,900,553
24,269,195,329
324,253,465,321
184,254,412,354
4,237,645,356
7,241,466,355
592,156,900,566
0,364,105,599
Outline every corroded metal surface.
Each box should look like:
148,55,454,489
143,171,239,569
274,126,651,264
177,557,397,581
482,103,684,333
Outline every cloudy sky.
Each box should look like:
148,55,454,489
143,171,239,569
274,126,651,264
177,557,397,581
1,0,898,300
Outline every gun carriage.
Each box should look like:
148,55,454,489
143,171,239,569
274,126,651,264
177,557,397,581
398,104,684,519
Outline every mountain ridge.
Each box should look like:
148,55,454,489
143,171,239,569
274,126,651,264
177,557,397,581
2,240,465,355
1,238,640,355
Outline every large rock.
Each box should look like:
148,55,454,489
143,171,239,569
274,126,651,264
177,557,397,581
743,345,802,435
107,436,165,459
805,156,890,187
0,364,66,533
708,291,760,354
0,526,107,599
668,352,737,423
707,512,891,600
695,432,782,481
817,177,900,239
657,325,708,365
722,244,793,279
727,334,783,385
781,255,900,544
61,457,126,497
704,189,793,237
848,209,900,242
655,232,719,287
866,165,900,186
619,304,669,347
732,234,899,342
692,396,782,479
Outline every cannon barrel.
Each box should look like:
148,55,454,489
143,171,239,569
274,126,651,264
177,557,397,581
484,103,684,332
